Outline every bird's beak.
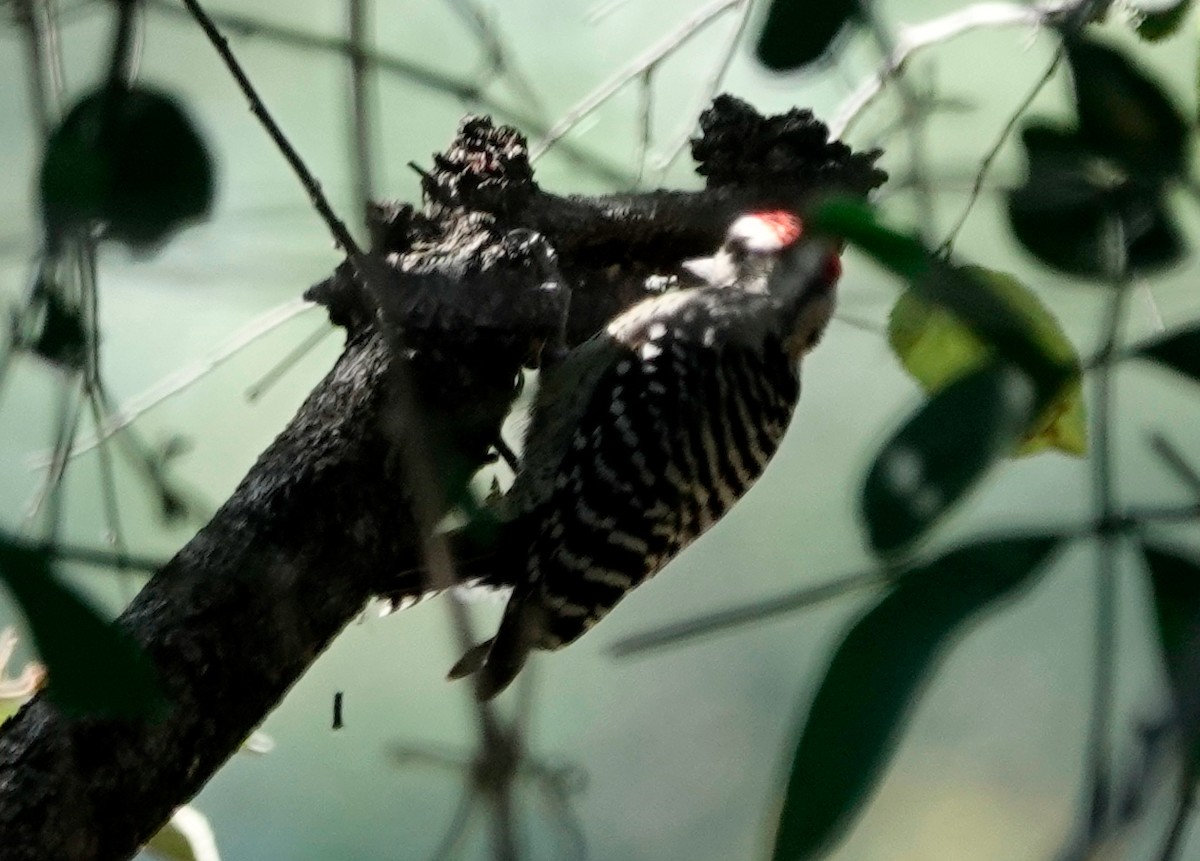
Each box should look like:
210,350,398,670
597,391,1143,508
680,251,734,287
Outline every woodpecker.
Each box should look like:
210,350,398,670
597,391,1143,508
450,210,843,698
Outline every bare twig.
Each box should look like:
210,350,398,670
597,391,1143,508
444,0,546,120
0,528,164,574
651,0,752,179
1083,219,1132,839
830,1,1069,140
1157,772,1196,861
859,6,936,236
1149,433,1200,502
346,0,375,231
613,496,1200,657
611,569,886,656
530,0,743,161
179,0,362,258
940,48,1063,253
142,0,630,186
631,67,654,189
26,298,317,469
244,320,334,403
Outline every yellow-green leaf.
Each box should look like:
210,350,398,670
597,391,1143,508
887,267,1086,457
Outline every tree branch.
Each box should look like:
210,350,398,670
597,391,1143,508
0,96,883,860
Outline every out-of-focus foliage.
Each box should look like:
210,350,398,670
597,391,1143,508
888,268,1086,457
756,0,860,70
40,86,214,252
0,534,161,717
773,536,1061,861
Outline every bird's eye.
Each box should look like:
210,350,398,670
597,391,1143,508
729,242,748,262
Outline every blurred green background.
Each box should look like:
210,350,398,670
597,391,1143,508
2,1,1199,859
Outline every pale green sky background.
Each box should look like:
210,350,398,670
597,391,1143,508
1,2,1199,860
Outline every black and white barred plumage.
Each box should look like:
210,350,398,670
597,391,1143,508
451,212,842,698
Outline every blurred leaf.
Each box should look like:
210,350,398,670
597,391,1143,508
756,0,859,71
810,198,929,280
813,200,1074,388
25,277,87,372
888,268,1087,457
773,535,1061,861
1008,124,1184,277
1064,35,1190,177
1132,0,1193,41
41,85,214,252
0,533,163,717
1133,325,1200,382
144,805,221,861
1140,542,1200,775
862,363,1044,556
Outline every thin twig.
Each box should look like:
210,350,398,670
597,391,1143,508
1083,219,1132,839
830,1,1068,140
0,529,163,574
346,0,374,232
1149,433,1200,501
244,320,334,403
940,48,1063,253
651,0,752,179
27,298,316,469
142,0,630,186
530,0,742,161
859,5,937,236
631,66,654,189
179,0,362,258
613,496,1200,657
611,570,885,656
1157,771,1196,861
444,0,546,120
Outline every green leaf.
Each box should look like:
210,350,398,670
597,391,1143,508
0,534,163,717
1007,124,1184,277
41,85,214,252
772,536,1061,861
1132,1,1193,42
1140,541,1200,775
862,363,1044,556
813,200,1075,389
1133,325,1200,382
1064,35,1190,178
810,198,929,281
756,0,860,71
888,268,1087,457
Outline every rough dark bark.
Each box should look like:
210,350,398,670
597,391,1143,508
0,96,883,860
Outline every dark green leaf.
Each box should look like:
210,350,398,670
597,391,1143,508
1140,541,1200,774
809,198,929,280
1134,325,1200,382
0,534,163,717
1064,35,1189,177
1007,124,1184,277
40,85,214,252
1132,0,1193,42
772,536,1061,861
862,363,1045,556
16,274,87,372
756,0,860,71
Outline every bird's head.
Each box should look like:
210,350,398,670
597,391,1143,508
681,211,841,293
